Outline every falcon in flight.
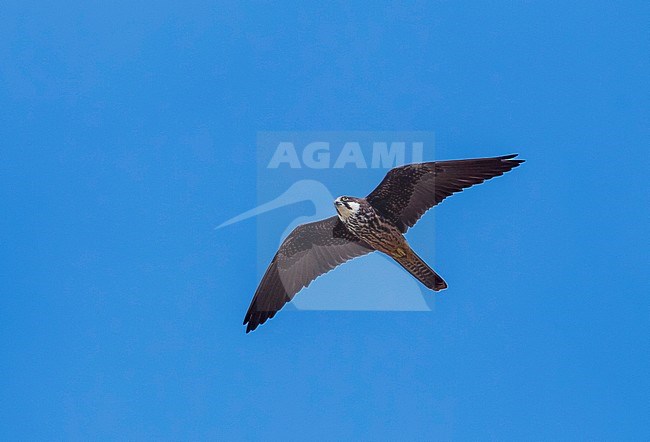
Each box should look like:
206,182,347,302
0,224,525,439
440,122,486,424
244,154,524,332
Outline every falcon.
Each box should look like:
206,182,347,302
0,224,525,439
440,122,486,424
244,154,524,332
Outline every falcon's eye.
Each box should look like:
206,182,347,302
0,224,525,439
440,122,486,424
341,197,348,202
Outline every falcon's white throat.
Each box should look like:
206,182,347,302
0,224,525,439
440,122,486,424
334,197,360,222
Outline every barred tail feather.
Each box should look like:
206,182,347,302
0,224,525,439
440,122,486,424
393,248,447,291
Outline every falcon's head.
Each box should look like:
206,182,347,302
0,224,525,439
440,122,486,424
334,196,363,220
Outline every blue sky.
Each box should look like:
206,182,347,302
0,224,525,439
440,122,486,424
1,1,648,440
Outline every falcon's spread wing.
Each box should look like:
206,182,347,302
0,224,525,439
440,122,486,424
367,154,524,232
244,216,373,333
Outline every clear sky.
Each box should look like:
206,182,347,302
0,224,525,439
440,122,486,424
1,1,648,440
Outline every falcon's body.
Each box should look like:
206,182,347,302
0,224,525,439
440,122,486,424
243,154,524,332
334,196,446,291
334,196,403,255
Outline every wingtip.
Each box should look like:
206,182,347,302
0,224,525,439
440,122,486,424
243,311,265,333
244,320,256,333
498,153,525,167
243,315,254,333
499,153,519,160
243,316,257,333
500,153,518,159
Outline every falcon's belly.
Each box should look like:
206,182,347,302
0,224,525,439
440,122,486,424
340,210,406,257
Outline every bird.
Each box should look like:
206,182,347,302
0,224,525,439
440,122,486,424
243,154,524,332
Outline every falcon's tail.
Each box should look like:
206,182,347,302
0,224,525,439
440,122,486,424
392,247,447,291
